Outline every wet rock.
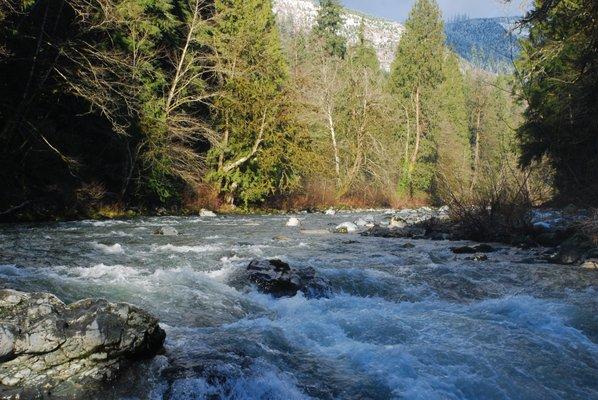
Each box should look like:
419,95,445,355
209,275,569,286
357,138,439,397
465,254,489,262
0,289,165,399
325,208,336,216
451,244,495,254
549,234,595,265
246,259,331,298
389,217,407,229
401,243,416,249
154,226,179,236
200,209,217,217
581,259,598,270
286,217,301,227
334,222,358,234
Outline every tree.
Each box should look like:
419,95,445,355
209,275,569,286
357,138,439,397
313,0,346,59
389,0,446,197
208,0,303,206
436,52,472,193
516,0,598,204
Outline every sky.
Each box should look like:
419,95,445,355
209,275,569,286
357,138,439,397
340,0,531,22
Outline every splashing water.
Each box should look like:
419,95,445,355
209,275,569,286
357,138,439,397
0,213,596,399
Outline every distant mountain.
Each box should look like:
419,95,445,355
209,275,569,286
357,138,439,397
273,0,522,73
273,0,404,71
445,17,523,73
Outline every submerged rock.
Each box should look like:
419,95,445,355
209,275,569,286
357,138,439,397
451,244,496,254
334,222,358,234
154,226,179,236
0,289,165,399
246,259,331,298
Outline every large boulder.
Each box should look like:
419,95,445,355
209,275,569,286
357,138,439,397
246,259,331,298
334,222,358,234
0,290,165,399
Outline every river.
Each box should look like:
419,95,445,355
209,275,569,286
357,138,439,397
0,213,596,399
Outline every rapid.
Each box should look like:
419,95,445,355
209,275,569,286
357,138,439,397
0,213,596,400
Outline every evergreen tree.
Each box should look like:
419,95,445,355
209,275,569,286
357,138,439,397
517,0,598,204
389,0,445,197
313,0,347,58
209,0,302,206
436,52,471,193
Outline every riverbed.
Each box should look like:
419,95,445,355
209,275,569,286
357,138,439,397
0,213,596,399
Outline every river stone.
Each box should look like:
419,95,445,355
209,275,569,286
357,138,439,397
581,259,598,269
246,259,331,298
154,226,179,236
0,289,165,399
335,222,358,234
200,209,217,217
451,244,496,254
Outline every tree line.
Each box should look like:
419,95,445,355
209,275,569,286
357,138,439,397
0,0,594,220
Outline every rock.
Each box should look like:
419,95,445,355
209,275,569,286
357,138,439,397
533,221,552,231
324,208,336,215
451,244,496,254
200,209,217,217
334,222,358,234
389,217,407,229
273,235,290,242
581,259,598,269
550,234,595,265
0,290,165,398
246,259,331,298
154,226,178,236
401,242,416,249
286,217,301,227
465,254,489,262
354,218,369,227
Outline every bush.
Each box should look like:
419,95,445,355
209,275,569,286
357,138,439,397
438,167,533,242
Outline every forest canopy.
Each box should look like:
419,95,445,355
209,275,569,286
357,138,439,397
0,0,594,220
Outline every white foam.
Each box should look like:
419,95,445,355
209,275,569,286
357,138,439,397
67,263,141,281
91,242,125,255
152,244,221,254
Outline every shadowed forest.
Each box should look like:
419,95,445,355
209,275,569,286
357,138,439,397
0,0,596,220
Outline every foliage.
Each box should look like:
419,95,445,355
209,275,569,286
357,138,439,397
389,0,445,196
516,0,598,205
207,0,304,206
313,0,346,58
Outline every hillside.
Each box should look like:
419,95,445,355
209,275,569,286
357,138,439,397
273,0,404,71
273,0,522,73
445,17,523,73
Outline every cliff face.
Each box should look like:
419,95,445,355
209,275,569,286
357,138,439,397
272,0,404,71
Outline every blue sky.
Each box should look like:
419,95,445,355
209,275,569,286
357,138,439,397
340,0,530,22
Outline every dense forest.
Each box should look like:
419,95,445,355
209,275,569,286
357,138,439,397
0,0,595,221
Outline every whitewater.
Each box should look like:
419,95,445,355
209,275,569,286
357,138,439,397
0,213,596,399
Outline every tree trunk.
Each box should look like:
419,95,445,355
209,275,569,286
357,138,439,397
470,109,482,192
327,106,341,187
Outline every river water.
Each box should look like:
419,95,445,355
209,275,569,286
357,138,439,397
0,213,596,400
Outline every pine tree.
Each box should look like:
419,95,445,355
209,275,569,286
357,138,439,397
313,0,347,58
209,0,302,206
389,0,445,197
517,0,598,204
436,52,471,193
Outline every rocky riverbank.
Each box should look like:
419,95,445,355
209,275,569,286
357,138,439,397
0,290,165,399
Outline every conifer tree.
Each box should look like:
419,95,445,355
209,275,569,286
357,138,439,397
209,0,302,205
313,0,347,58
436,52,471,193
389,0,445,197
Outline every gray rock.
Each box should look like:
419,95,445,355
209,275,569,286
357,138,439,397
334,222,358,233
0,290,165,398
451,244,495,254
154,226,179,236
246,259,331,298
200,209,217,217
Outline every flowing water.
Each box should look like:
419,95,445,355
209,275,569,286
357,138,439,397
0,213,597,400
